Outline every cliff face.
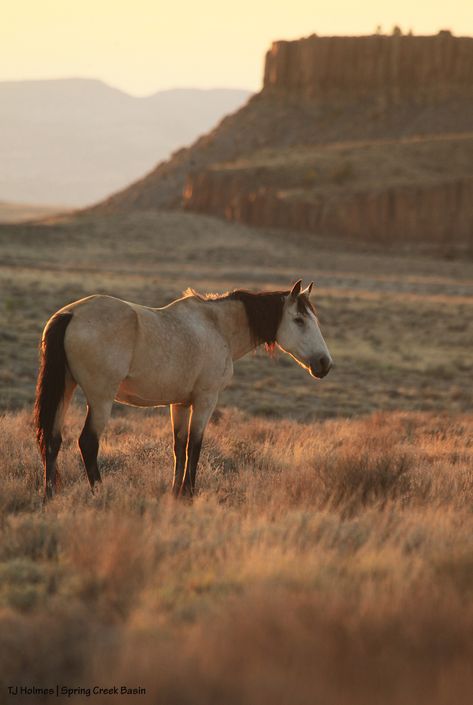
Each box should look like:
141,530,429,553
95,32,473,248
183,135,473,246
185,171,473,245
264,32,473,104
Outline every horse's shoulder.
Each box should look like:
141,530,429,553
166,299,216,331
194,305,230,347
197,303,220,327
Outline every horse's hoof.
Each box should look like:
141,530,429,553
178,488,195,503
89,479,103,496
43,483,54,504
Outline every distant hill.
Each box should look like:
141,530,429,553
0,79,251,206
95,31,473,248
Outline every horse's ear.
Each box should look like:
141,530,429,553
289,280,302,299
302,281,314,297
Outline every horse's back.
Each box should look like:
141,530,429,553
122,298,232,406
48,294,232,407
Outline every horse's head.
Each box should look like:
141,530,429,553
276,280,333,379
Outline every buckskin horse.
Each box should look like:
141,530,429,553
34,280,332,500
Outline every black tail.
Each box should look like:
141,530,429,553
34,312,73,469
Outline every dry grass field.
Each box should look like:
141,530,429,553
1,409,472,704
1,211,472,417
0,210,472,703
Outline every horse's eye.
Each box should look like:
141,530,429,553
294,317,305,327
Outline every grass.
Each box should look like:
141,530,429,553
0,407,472,704
210,133,473,194
0,210,472,416
0,209,472,702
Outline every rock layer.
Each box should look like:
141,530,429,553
185,171,473,245
183,133,473,247
264,32,473,104
95,33,473,248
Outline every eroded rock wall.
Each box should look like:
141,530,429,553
184,171,473,246
95,30,473,246
263,32,473,104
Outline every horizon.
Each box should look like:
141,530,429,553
2,27,471,99
0,78,253,98
3,0,472,95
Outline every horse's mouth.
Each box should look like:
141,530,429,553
293,354,332,379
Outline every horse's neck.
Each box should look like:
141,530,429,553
212,300,255,360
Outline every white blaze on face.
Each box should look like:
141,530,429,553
276,286,333,379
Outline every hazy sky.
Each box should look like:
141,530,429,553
2,0,472,95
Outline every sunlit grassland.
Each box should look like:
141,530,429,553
0,210,472,703
0,408,472,704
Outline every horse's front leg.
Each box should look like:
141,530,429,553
170,403,191,497
181,392,218,498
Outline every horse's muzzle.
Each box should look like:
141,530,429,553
309,354,332,379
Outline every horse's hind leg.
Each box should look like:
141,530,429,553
79,396,113,491
45,369,76,500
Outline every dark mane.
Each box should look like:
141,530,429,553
227,290,287,346
185,287,315,346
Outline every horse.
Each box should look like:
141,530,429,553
34,280,332,501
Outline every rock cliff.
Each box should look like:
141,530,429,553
94,32,473,248
183,135,473,246
264,32,473,104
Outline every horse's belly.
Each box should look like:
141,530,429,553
115,377,191,407
114,391,167,408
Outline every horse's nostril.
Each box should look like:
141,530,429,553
318,354,332,377
309,354,331,378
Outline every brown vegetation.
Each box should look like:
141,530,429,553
0,408,472,704
1,206,472,702
1,211,472,414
